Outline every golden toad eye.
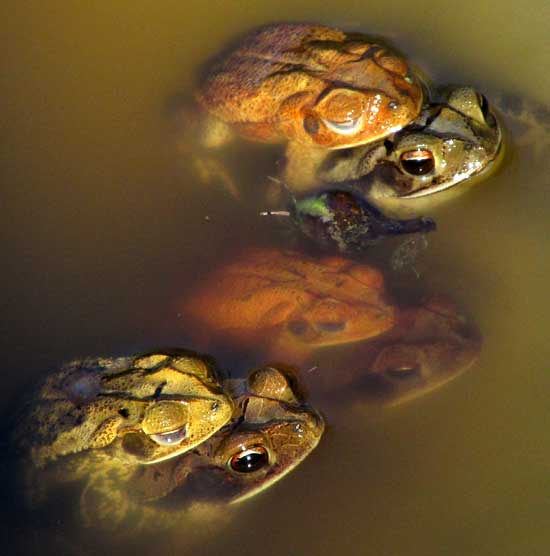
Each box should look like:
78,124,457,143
149,424,188,446
229,445,269,473
400,150,435,175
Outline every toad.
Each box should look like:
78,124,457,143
300,295,482,410
14,350,234,469
181,247,396,363
314,86,503,204
183,22,423,196
17,365,324,532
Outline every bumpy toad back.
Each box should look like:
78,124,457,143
15,350,234,467
38,366,324,532
197,23,423,149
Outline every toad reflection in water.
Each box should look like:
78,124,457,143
300,295,481,412
179,249,481,413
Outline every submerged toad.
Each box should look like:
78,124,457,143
181,247,396,362
15,350,234,468
301,295,481,409
21,365,324,532
178,250,480,411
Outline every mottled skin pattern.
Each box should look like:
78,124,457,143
15,350,234,468
197,23,422,148
314,86,502,205
193,23,423,193
301,296,482,409
21,366,324,533
130,366,324,506
181,247,396,362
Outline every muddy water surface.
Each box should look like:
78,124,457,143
2,2,550,555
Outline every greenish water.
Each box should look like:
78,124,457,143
2,2,550,555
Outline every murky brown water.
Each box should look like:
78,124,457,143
2,2,550,555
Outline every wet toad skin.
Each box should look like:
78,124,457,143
197,23,423,150
20,366,324,532
291,86,502,201
130,365,324,508
14,350,234,468
181,247,396,362
191,23,423,195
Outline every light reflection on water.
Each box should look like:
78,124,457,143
2,2,550,555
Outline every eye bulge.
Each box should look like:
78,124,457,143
149,424,188,446
399,149,435,175
229,445,270,473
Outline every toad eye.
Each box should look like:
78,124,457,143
385,365,421,380
322,115,364,136
400,149,435,175
149,424,188,446
229,445,269,473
